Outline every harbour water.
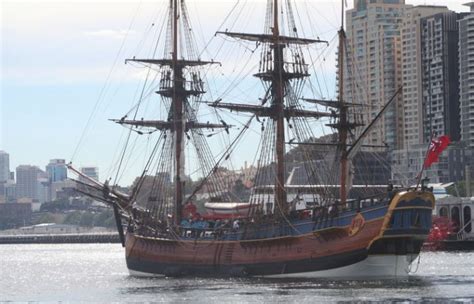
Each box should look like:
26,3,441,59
1,244,473,303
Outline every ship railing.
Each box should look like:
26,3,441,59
178,226,234,239
342,192,390,212
158,79,205,93
456,218,473,240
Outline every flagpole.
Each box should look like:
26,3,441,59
416,132,434,190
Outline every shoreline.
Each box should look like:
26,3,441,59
0,233,120,244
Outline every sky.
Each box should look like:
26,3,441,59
1,0,472,186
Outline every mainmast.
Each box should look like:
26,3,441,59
172,0,185,224
212,0,328,218
272,0,287,217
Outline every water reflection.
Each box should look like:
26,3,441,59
119,275,435,300
2,245,474,303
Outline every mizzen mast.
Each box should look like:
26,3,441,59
303,0,363,204
337,1,349,205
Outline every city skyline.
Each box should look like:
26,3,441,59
1,0,471,186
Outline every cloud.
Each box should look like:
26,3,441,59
83,29,136,40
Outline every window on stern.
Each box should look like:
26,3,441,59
402,210,411,228
411,211,421,228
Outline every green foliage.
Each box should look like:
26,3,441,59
62,210,116,227
103,216,117,228
40,199,69,212
31,212,65,225
36,213,56,224
63,211,82,225
93,210,113,226
79,212,94,227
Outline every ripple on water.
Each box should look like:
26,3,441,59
1,245,474,302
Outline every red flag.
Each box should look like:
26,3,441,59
423,135,451,169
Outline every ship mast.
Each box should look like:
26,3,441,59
112,0,224,225
303,0,362,204
337,0,349,205
172,0,185,223
295,0,402,203
273,0,287,217
212,0,329,218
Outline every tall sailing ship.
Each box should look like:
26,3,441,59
71,0,435,277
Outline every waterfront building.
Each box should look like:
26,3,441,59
16,165,44,202
391,142,472,186
401,5,450,148
420,11,462,143
50,179,76,201
459,2,474,148
3,181,16,203
393,7,467,185
0,202,32,229
46,159,67,182
0,151,10,183
345,0,407,150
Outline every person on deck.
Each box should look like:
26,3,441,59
233,219,240,231
180,218,190,237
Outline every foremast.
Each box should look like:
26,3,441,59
112,0,222,225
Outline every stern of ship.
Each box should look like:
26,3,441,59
364,189,435,276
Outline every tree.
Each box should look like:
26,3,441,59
36,213,56,224
63,211,82,225
79,212,94,227
40,199,69,212
93,210,114,227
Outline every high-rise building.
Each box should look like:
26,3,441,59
459,3,474,148
420,11,461,142
16,165,43,201
393,8,468,185
0,151,10,182
46,159,67,182
345,0,407,150
392,143,472,185
4,181,16,203
401,6,450,149
80,167,99,182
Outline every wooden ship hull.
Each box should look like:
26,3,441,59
124,191,434,277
